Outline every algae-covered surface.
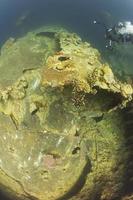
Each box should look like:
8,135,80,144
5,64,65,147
0,27,133,200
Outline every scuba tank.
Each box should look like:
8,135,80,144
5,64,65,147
93,20,133,49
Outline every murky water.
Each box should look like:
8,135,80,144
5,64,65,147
0,0,133,200
0,0,133,75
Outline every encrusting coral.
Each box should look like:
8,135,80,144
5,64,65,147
0,27,132,200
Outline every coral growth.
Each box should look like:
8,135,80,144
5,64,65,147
0,27,132,200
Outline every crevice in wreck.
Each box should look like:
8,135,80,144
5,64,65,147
121,102,133,199
57,158,92,200
85,89,123,112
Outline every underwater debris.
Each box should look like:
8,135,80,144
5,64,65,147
0,29,61,86
0,27,132,200
42,41,133,110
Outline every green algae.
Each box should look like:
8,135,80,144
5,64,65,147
0,27,132,200
0,30,60,87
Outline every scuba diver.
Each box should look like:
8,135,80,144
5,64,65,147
93,20,133,49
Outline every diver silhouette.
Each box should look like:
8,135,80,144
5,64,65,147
93,20,133,49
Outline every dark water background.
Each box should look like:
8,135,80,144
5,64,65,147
0,0,133,47
0,0,133,199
